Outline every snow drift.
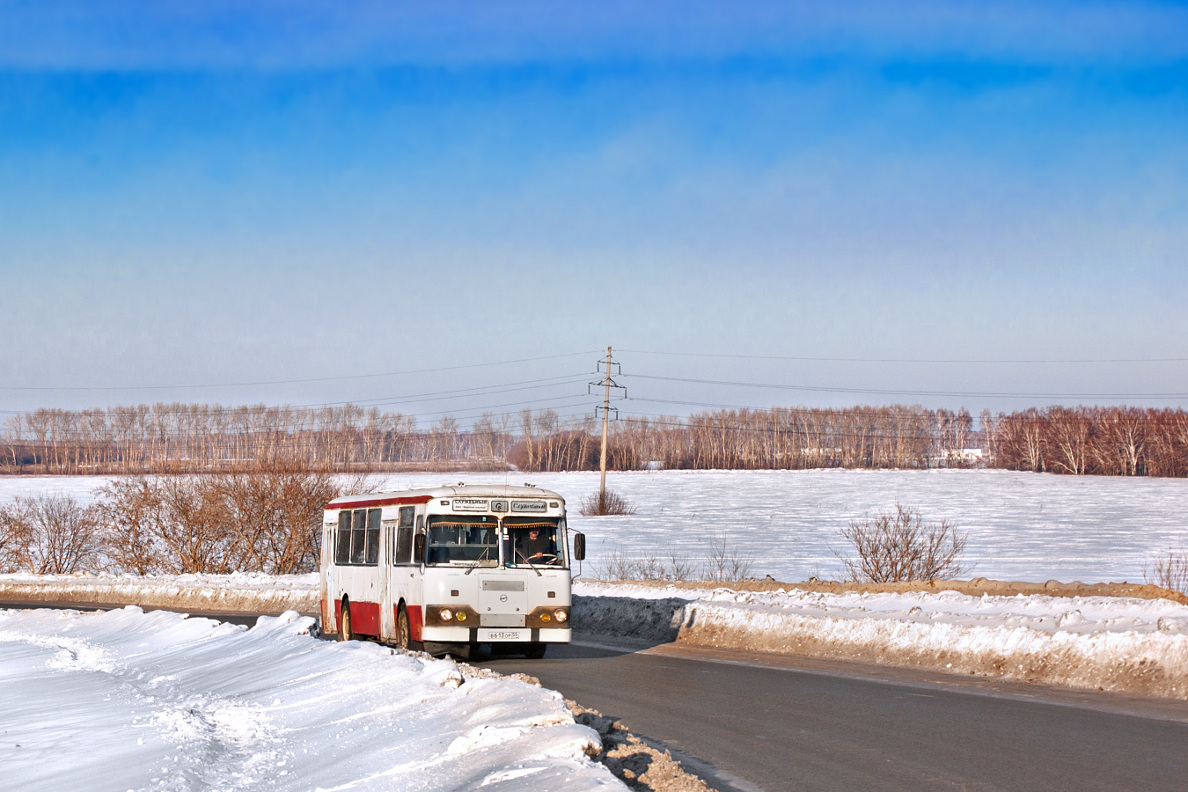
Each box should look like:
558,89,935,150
0,606,619,792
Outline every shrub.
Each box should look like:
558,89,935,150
593,537,754,583
580,489,636,516
1144,550,1188,594
702,535,755,581
0,493,101,574
836,503,968,583
93,462,366,575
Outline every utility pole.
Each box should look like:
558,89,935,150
589,346,625,511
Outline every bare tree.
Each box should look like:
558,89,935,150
94,477,167,574
836,503,968,583
0,494,101,574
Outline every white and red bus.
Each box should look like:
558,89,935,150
319,483,584,658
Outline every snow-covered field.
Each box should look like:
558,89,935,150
0,606,617,792
5,469,1188,583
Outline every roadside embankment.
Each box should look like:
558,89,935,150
573,580,1188,699
0,571,319,616
5,572,1188,699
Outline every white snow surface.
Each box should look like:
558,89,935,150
0,607,617,792
4,469,1188,582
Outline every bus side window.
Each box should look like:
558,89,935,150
365,508,381,565
335,512,351,565
350,510,367,564
394,506,414,565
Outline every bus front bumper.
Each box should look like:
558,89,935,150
420,626,571,644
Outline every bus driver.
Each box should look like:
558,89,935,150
520,526,555,564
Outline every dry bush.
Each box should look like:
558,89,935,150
593,540,752,582
0,493,101,574
593,546,637,580
94,463,359,575
93,477,167,575
594,547,693,581
702,535,755,582
0,503,21,572
580,489,636,516
836,503,968,583
1144,550,1188,594
665,551,699,582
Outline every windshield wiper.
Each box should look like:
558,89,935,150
515,548,543,576
465,545,494,575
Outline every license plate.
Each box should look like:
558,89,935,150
479,628,526,642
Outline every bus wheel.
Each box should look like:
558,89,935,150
525,642,547,659
339,599,353,642
396,606,411,650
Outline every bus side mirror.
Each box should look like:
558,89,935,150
573,532,585,562
414,533,426,563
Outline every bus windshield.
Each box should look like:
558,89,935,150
504,517,565,567
425,516,499,566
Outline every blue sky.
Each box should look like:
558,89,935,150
2,1,1186,424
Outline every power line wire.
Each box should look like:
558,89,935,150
0,351,599,392
619,349,1188,365
624,374,1188,401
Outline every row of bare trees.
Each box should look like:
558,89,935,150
0,463,357,575
5,402,1188,478
588,406,968,471
990,406,1188,477
1,403,519,474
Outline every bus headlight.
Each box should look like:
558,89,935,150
540,612,551,623
455,611,467,622
554,609,568,623
439,608,453,621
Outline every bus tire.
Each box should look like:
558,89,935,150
525,642,547,659
396,605,411,650
339,598,353,642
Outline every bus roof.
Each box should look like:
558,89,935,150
325,483,565,510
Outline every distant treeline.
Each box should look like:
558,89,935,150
990,406,1188,477
3,402,1188,477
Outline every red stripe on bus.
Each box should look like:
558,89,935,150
409,604,424,642
349,600,382,637
325,494,434,510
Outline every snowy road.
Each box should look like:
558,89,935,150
480,639,1188,792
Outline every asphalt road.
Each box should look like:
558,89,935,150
476,639,1188,792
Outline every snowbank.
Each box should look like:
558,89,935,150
0,606,620,792
6,573,1188,699
0,571,319,615
574,581,1188,698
